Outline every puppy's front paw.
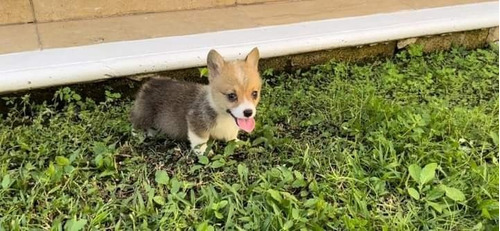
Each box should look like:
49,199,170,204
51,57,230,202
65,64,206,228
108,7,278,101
193,148,214,156
193,148,203,155
192,144,214,156
188,130,210,155
192,145,206,155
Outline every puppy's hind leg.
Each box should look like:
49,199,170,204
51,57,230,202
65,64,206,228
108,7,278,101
147,128,158,137
129,98,154,132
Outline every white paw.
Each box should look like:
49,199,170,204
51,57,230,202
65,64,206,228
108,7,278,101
146,128,158,137
192,142,210,155
193,146,213,156
193,148,204,155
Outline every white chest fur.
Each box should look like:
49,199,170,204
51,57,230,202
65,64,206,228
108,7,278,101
209,114,239,141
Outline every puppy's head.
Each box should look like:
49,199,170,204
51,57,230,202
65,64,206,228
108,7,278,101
207,48,262,133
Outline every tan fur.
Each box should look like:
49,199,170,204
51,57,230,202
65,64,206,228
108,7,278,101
207,48,261,116
209,63,261,111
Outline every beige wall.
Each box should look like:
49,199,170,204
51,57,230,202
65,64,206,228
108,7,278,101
0,0,34,24
0,0,284,25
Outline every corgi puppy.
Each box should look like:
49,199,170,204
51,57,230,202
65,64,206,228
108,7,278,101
130,48,262,154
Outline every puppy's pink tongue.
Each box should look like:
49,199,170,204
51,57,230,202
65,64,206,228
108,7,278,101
237,118,255,133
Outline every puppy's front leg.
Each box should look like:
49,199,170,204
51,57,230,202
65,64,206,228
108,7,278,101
228,129,240,142
188,129,210,155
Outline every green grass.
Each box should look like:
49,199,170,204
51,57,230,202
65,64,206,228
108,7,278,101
0,44,498,231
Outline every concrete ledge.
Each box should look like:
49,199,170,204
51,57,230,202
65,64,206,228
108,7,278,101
0,2,498,94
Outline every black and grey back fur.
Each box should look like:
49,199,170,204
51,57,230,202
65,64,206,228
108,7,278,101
130,78,217,140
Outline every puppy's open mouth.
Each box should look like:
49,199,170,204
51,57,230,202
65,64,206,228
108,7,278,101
226,109,255,133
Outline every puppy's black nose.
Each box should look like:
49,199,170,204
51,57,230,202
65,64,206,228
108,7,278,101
243,109,253,117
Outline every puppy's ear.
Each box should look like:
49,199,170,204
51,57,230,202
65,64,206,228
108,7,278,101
207,49,225,78
245,47,260,69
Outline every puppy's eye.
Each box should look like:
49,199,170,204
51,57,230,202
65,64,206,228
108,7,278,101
251,91,259,99
226,93,238,102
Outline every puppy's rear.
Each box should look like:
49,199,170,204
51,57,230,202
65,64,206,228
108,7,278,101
130,78,202,140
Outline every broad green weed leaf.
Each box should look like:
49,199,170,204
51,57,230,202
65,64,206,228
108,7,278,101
304,198,317,207
292,179,307,188
489,131,498,147
407,187,420,200
293,171,304,180
99,170,114,178
308,180,319,192
427,201,443,213
171,178,181,194
196,221,214,231
210,160,225,169
2,174,10,189
237,164,248,179
93,142,108,155
72,94,81,101
478,200,499,219
64,165,74,174
420,163,437,185
252,137,267,146
190,165,202,173
283,220,294,230
215,211,224,219
55,156,70,166
198,156,209,165
155,170,170,185
444,186,466,202
472,222,483,230
224,142,237,156
64,218,87,231
292,208,300,219
408,164,421,183
426,188,445,201
281,168,293,183
45,162,56,177
267,189,282,203
218,200,228,209
281,192,298,203
94,154,103,168
153,196,165,205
